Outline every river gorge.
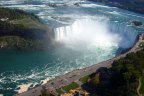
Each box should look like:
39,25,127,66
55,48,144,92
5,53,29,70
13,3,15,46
0,0,144,96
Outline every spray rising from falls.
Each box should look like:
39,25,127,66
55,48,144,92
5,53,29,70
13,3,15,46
108,21,138,48
54,17,138,49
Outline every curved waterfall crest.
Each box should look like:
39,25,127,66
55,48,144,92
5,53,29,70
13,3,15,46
54,18,138,48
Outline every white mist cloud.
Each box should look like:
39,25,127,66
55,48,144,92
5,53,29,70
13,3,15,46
54,17,121,49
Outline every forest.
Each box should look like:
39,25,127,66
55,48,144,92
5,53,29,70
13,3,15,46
82,48,144,96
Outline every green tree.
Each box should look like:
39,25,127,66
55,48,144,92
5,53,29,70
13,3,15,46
91,74,100,85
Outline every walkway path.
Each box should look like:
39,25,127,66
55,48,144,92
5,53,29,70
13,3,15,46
137,78,142,96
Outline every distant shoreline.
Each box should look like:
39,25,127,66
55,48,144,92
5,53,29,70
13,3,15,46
15,33,144,96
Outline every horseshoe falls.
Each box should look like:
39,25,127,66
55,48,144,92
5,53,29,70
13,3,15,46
54,18,138,49
0,0,144,96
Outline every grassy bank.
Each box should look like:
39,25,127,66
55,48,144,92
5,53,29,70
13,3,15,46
0,7,48,50
62,82,79,92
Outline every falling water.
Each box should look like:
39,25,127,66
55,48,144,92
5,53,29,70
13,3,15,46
54,17,138,49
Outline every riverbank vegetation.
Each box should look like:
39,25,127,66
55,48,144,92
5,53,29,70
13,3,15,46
62,82,79,92
56,82,79,95
0,7,49,50
80,75,90,84
0,7,43,29
80,48,144,96
0,36,46,50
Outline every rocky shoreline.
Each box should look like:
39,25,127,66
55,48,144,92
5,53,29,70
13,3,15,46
15,33,144,96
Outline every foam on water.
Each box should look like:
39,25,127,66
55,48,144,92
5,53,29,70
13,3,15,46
41,78,50,84
81,3,112,8
16,83,33,93
108,11,121,15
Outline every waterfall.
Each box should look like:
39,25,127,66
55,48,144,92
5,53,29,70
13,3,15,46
54,18,138,49
108,21,138,48
54,26,73,41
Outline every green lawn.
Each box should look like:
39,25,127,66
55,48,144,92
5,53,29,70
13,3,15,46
56,88,64,95
80,75,89,83
62,82,79,92
10,17,42,28
140,75,144,95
